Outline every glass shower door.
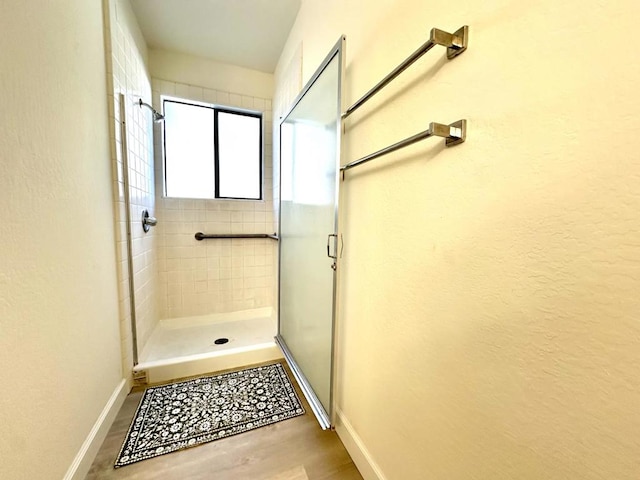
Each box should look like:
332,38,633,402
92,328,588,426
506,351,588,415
276,38,345,429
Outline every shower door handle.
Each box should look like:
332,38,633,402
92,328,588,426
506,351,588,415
327,234,338,259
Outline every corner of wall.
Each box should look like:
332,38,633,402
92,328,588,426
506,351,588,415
334,408,387,480
149,49,274,99
63,380,129,480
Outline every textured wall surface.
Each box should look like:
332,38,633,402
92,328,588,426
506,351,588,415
150,49,274,99
0,0,122,478
275,1,640,479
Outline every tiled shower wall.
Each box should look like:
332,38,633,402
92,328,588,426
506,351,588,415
103,0,159,372
151,79,276,319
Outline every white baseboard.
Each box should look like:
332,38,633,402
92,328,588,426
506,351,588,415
335,407,387,480
63,379,128,480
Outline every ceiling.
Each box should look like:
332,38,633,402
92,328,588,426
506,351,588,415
130,0,301,73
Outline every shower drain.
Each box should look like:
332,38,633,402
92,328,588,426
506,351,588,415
213,338,229,345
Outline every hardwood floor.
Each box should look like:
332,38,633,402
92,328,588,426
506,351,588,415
86,362,363,480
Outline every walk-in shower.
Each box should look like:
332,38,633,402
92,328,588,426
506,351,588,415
118,91,280,385
135,307,279,383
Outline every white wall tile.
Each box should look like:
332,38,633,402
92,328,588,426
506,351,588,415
153,78,275,318
105,1,161,370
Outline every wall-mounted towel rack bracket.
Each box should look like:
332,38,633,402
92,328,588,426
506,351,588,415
438,119,467,147
341,119,466,176
440,25,468,60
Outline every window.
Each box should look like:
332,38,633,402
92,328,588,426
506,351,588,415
163,98,262,200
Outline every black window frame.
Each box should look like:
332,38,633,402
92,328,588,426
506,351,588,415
162,98,263,201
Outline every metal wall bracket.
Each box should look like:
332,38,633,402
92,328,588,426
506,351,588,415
430,26,468,60
434,119,467,146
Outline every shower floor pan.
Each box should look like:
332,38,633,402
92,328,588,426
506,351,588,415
134,308,282,384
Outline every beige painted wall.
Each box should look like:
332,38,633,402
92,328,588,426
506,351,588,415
150,49,274,99
275,1,640,479
0,1,123,479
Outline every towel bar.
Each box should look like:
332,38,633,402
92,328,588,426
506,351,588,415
342,26,468,119
340,120,466,174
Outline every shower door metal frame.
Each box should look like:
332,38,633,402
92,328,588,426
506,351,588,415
119,93,140,366
276,36,346,430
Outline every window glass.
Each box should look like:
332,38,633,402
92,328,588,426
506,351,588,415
163,99,262,200
217,111,261,199
164,101,215,199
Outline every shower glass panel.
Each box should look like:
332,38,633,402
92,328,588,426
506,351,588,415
277,37,344,429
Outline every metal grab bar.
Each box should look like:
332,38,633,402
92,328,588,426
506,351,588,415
342,26,468,119
195,232,279,241
340,120,466,174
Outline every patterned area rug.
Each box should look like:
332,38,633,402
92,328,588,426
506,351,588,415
115,363,305,468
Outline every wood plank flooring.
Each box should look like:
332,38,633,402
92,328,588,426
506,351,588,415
86,362,363,480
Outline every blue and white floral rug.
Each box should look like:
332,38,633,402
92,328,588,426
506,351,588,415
115,363,305,467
